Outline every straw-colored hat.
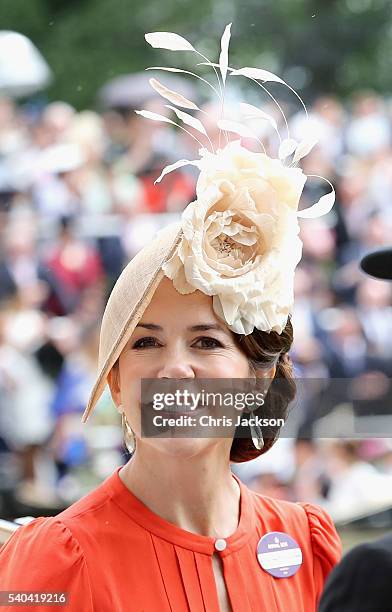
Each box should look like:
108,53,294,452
82,23,336,423
81,222,182,422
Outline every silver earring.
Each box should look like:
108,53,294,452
249,392,264,451
119,405,136,454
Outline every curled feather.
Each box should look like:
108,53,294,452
292,135,319,164
297,176,335,219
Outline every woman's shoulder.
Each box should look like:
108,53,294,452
0,468,121,601
247,488,342,566
1,515,80,561
248,486,335,527
0,516,92,602
0,474,118,590
246,486,310,526
246,488,342,600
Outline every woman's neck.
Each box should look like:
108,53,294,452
118,446,241,539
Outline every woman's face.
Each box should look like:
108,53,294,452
108,276,272,459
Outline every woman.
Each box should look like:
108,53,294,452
0,24,341,611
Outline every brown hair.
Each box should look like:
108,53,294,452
230,315,296,462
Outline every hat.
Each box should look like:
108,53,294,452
82,23,335,422
319,533,392,612
81,223,182,422
360,247,392,280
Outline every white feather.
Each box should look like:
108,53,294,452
239,102,278,132
197,61,228,69
297,179,335,219
217,120,255,139
230,67,286,85
145,67,218,95
149,78,199,110
278,138,298,160
165,105,207,136
292,135,319,164
154,159,201,184
145,32,195,52
219,23,232,85
135,109,178,127
136,109,206,151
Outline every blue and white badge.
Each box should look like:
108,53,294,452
257,531,303,578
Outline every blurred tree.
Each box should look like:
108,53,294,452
1,0,391,109
236,0,392,100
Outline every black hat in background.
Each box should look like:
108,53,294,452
318,533,392,612
360,247,392,280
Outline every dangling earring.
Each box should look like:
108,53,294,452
119,405,136,454
249,392,264,451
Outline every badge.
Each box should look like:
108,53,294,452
257,531,303,578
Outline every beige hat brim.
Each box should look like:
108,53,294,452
81,222,183,423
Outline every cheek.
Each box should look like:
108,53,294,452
120,351,156,375
206,352,250,377
118,361,143,405
119,380,140,411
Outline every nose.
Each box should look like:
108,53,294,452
156,345,196,379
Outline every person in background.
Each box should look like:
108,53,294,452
319,245,392,612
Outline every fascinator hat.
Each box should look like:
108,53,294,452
82,23,335,423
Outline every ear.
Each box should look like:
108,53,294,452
107,364,122,412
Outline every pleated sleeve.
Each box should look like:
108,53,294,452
298,502,342,605
0,516,93,611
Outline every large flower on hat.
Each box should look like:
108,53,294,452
136,24,335,335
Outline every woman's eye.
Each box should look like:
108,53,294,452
194,337,223,349
132,336,223,349
132,337,159,349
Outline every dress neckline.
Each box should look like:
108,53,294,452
104,465,256,555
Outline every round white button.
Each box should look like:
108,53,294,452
214,538,227,551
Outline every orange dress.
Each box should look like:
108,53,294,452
0,467,341,611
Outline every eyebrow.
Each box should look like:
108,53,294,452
135,323,227,333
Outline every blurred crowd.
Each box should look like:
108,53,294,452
0,85,392,524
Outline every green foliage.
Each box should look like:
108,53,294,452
1,0,392,109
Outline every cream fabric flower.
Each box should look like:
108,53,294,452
162,140,306,334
